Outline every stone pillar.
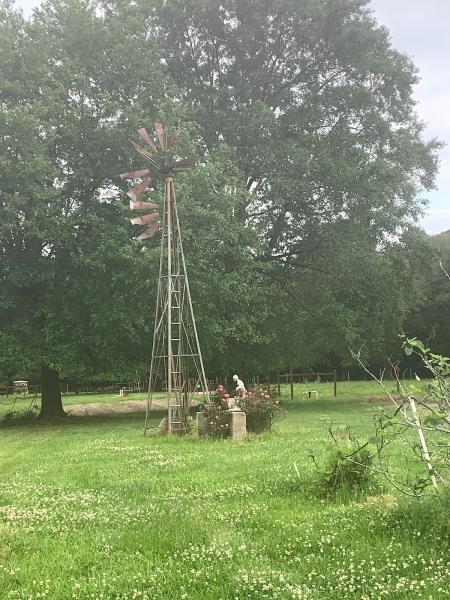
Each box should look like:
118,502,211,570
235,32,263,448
197,411,208,437
229,410,247,440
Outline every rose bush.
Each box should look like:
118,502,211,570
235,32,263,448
202,387,230,438
201,385,284,436
237,386,283,433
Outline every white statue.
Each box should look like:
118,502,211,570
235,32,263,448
233,374,246,398
226,375,246,410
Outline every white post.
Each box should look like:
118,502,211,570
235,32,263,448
408,396,438,488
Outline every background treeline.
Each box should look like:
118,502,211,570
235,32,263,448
0,0,448,392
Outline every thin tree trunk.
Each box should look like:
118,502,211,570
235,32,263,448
39,364,65,418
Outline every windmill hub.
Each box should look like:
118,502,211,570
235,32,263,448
160,157,174,175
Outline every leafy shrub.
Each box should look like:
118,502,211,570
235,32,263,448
351,336,450,495
312,444,375,499
237,386,283,432
202,386,230,438
0,393,39,424
201,385,284,436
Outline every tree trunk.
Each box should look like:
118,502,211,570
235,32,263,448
39,364,65,418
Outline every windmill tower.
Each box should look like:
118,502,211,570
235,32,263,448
119,123,210,434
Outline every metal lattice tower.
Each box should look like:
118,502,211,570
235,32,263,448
119,123,210,434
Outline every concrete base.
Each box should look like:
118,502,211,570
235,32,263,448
197,410,246,439
158,417,188,435
229,410,247,440
197,411,208,436
158,416,169,435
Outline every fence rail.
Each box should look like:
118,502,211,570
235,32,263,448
279,371,337,399
0,385,41,397
0,372,340,399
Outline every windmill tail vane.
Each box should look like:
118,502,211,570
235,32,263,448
119,122,210,434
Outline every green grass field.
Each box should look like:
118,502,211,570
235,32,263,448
0,382,449,599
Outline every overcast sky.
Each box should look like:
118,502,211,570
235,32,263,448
12,0,450,235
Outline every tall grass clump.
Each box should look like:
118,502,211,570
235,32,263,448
312,443,375,499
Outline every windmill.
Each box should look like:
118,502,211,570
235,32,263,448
120,122,210,434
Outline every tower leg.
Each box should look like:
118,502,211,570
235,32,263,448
144,176,210,436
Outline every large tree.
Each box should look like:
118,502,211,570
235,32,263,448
0,0,442,416
143,0,440,364
145,0,439,235
0,0,167,415
0,0,270,414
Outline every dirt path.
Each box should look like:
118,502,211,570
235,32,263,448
65,398,167,416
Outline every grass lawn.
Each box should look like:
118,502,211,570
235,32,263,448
0,381,448,599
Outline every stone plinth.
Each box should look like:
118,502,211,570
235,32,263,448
197,410,246,439
229,410,247,440
158,416,169,435
197,411,208,436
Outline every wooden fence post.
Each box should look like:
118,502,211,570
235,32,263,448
277,373,281,396
333,370,337,397
290,369,294,400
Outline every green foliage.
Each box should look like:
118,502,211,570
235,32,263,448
237,386,283,432
0,0,443,395
346,337,450,495
201,388,230,438
148,0,441,369
0,392,39,423
401,337,450,487
312,443,375,499
403,230,450,358
174,146,273,373
0,0,166,386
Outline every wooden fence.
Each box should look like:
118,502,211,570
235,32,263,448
278,371,337,399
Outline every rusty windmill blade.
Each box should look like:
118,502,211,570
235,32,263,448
130,200,159,211
135,220,161,240
126,177,151,202
154,122,165,150
130,140,158,165
119,168,150,180
130,212,159,226
172,157,196,170
137,128,158,153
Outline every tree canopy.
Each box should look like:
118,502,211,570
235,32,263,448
0,0,444,414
